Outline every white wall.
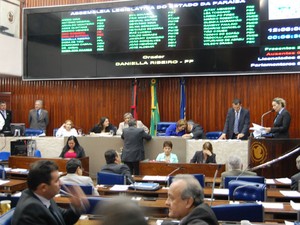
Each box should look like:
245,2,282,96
0,34,22,76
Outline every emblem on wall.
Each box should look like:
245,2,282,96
251,141,267,163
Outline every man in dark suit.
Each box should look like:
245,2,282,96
12,160,88,225
101,149,134,183
291,155,300,190
0,101,12,135
219,98,250,140
28,100,49,134
121,119,152,175
265,97,291,138
182,120,205,139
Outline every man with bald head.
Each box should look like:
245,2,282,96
165,174,218,225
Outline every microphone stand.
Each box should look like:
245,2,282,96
261,109,274,126
235,164,250,181
127,176,139,200
210,164,222,206
166,166,182,187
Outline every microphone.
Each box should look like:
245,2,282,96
127,176,138,200
210,164,222,206
235,164,251,181
261,109,274,126
166,166,183,187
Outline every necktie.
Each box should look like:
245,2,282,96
1,111,5,119
234,111,239,134
37,110,39,119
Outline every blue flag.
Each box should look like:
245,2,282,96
180,78,186,119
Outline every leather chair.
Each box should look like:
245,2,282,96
168,174,205,187
0,208,15,225
24,128,44,136
61,184,93,195
205,131,222,139
228,180,266,202
85,197,109,214
156,122,176,136
0,152,10,161
224,176,265,188
212,203,264,222
97,172,126,185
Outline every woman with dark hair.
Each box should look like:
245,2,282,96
190,141,216,164
59,136,86,158
90,116,117,135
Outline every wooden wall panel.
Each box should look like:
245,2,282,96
4,0,297,138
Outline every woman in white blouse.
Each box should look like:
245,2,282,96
56,119,78,137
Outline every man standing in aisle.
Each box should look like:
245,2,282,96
219,98,250,140
121,119,152,175
0,101,12,135
28,100,49,134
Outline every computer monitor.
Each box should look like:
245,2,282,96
10,140,27,156
10,123,25,136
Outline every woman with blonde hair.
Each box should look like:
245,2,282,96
56,119,78,137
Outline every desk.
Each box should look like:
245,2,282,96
8,156,89,173
0,179,27,193
139,162,225,177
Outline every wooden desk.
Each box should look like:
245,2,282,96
139,162,225,177
8,156,89,173
0,179,27,193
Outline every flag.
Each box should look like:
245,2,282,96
131,79,138,119
180,78,186,120
150,79,160,136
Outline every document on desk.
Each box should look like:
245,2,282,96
290,200,300,210
276,177,291,184
0,180,9,185
213,188,229,195
110,185,129,191
280,190,300,197
10,168,28,173
265,179,276,184
143,175,168,181
259,202,283,209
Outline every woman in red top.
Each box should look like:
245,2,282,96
59,135,86,158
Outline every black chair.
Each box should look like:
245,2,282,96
224,176,265,188
228,180,266,202
205,131,222,139
168,174,205,187
97,172,126,185
156,122,176,136
212,203,264,222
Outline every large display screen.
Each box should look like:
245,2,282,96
23,0,300,80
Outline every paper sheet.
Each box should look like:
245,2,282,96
0,180,9,185
110,185,129,191
143,175,168,181
214,188,229,195
290,200,300,210
260,202,284,209
276,177,291,184
249,123,266,137
265,179,276,184
280,190,300,197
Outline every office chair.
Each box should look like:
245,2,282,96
212,203,264,222
0,207,15,225
224,176,265,188
168,174,205,187
205,131,222,139
85,197,109,214
34,149,42,158
61,184,93,195
97,172,126,185
228,180,266,202
0,152,10,161
24,128,44,136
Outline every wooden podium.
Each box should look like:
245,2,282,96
139,162,225,177
8,156,89,173
248,138,300,178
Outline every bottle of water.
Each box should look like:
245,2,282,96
0,164,6,180
27,142,32,157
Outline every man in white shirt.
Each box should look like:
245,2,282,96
60,158,99,196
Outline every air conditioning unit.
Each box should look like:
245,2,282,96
0,0,20,38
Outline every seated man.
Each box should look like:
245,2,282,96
220,155,257,188
182,120,205,139
116,112,149,135
60,158,99,196
12,160,88,225
100,149,134,184
164,174,218,225
291,155,300,190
